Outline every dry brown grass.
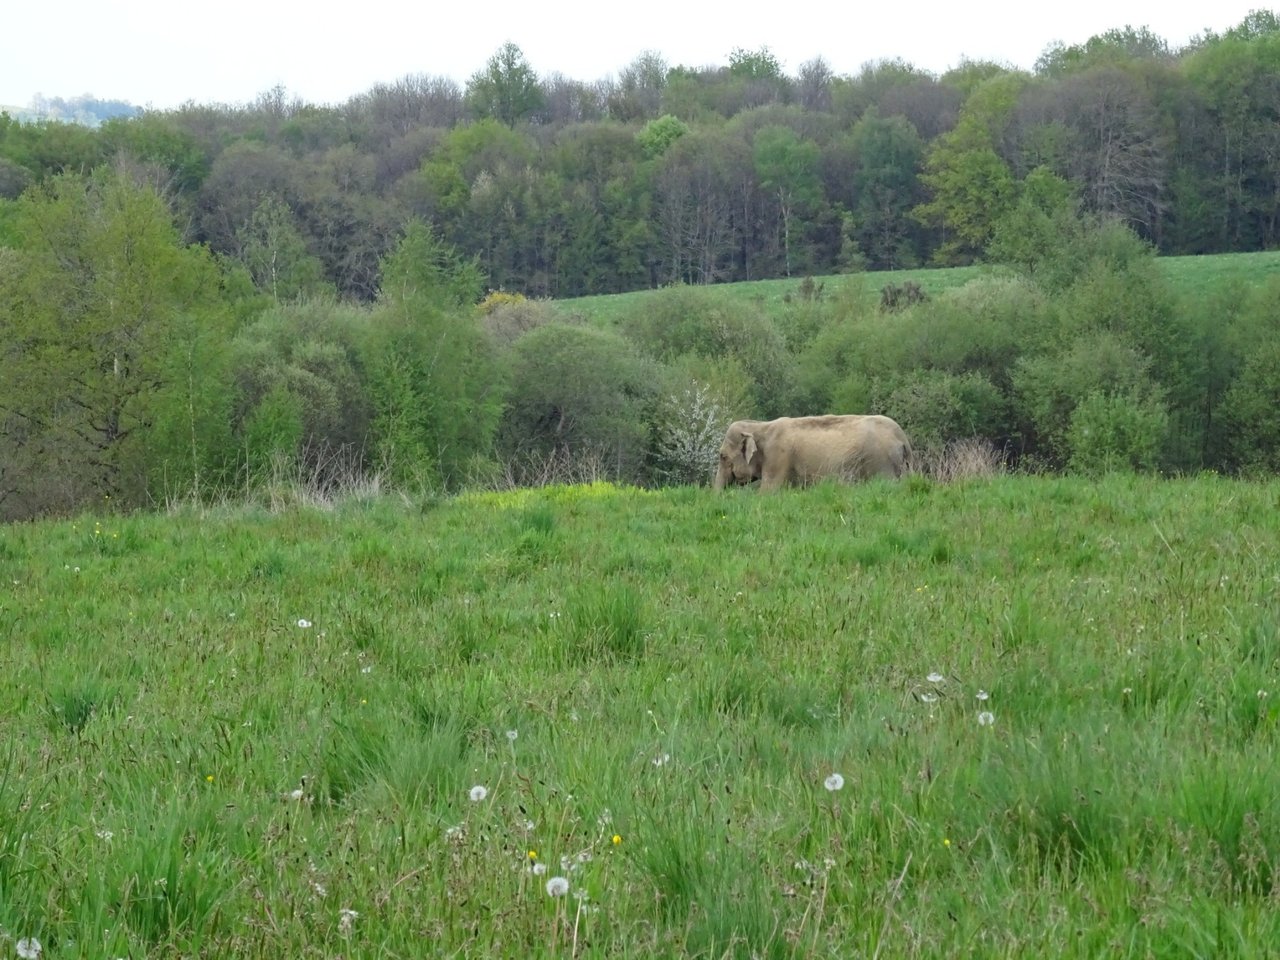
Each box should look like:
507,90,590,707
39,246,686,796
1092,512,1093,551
910,438,1007,482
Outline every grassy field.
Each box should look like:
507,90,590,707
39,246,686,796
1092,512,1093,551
2,474,1279,957
555,250,1280,328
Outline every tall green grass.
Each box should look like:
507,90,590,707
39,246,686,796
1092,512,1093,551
1,475,1278,956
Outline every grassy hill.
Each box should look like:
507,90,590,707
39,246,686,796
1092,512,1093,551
556,250,1280,327
3,473,1279,955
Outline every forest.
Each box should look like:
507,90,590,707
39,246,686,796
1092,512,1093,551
1,13,1279,521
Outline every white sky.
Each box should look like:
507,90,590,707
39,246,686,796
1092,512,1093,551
2,1,1272,110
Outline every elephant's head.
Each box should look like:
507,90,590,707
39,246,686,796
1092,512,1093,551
713,421,762,490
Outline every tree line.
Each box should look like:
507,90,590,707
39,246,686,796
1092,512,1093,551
1,13,1279,301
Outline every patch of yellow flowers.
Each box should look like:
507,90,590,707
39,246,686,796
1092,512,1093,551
457,481,647,510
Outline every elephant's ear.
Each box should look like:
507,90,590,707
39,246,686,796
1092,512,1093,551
743,432,758,464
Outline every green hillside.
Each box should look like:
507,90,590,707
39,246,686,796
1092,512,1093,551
2,474,1279,955
556,250,1280,327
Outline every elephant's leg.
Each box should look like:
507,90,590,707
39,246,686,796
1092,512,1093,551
759,462,789,491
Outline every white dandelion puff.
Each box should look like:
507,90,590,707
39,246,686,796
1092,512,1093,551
16,939,43,960
296,618,312,629
920,692,939,704
469,785,488,802
506,729,518,742
824,773,845,792
531,862,548,875
927,672,945,684
652,752,671,767
545,876,570,897
338,908,358,935
976,690,990,701
978,711,995,726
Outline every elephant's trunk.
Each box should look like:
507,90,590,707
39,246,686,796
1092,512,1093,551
712,463,729,492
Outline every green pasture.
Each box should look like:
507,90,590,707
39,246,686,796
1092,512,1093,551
556,250,1280,328
2,474,1279,957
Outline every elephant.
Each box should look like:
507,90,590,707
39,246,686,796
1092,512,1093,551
712,414,912,492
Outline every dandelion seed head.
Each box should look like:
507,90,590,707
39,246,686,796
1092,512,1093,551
920,692,939,704
976,690,990,701
652,753,671,767
469,784,488,802
338,908,358,935
297,618,312,628
506,729,518,742
532,862,548,875
16,938,42,960
927,672,945,684
545,876,570,897
824,773,845,792
978,711,995,726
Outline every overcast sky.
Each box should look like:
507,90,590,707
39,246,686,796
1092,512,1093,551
2,1,1272,110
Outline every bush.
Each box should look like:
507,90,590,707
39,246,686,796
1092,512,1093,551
1013,332,1161,466
622,285,793,415
1221,341,1280,474
478,294,560,347
499,323,656,484
647,379,734,486
1066,390,1169,475
866,369,1011,458
229,299,372,477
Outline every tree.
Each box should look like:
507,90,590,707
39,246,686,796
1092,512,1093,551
236,196,331,301
465,42,545,127
914,121,1017,263
608,51,668,122
652,130,740,284
753,126,821,276
1051,66,1169,235
364,222,503,487
796,58,834,112
1183,25,1280,250
845,111,926,268
0,169,232,516
637,115,689,159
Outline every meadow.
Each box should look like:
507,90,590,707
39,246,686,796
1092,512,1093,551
2,473,1279,957
553,250,1280,328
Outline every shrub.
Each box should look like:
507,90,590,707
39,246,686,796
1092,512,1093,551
499,323,656,484
1013,332,1161,466
866,369,1011,457
478,295,560,347
229,299,372,479
622,285,793,415
1066,390,1169,475
1221,341,1280,474
879,280,927,311
648,379,734,486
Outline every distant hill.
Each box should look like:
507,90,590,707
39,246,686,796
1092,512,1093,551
7,94,140,126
